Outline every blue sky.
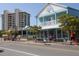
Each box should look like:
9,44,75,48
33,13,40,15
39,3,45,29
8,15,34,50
0,3,79,30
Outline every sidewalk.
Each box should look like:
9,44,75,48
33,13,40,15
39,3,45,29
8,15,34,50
17,39,79,51
1,38,79,51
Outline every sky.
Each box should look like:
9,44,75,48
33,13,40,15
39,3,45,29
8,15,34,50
0,3,79,30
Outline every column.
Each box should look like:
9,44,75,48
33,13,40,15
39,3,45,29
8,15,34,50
56,29,58,40
26,30,28,39
54,12,57,24
68,31,70,40
61,29,63,38
36,17,38,26
43,16,44,26
43,30,45,41
47,29,49,41
39,31,41,39
61,29,64,42
21,30,23,37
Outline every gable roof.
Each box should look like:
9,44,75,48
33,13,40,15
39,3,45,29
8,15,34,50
36,3,68,18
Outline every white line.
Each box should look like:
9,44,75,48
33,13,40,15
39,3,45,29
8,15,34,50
0,47,39,56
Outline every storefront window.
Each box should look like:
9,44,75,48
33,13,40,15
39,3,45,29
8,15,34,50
63,31,68,39
57,29,61,38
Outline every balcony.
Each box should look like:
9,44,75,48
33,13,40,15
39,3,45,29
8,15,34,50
40,20,56,26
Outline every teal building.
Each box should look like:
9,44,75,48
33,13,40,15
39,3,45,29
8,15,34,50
36,3,79,41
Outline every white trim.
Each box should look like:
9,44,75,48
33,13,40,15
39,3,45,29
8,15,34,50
36,3,68,18
41,23,60,30
38,10,67,18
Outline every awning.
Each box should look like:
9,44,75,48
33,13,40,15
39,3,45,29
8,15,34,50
22,26,29,30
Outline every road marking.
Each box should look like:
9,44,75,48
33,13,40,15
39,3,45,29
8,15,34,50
0,47,39,56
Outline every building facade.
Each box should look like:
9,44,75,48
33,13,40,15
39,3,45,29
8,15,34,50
2,9,30,31
36,3,79,41
2,9,30,36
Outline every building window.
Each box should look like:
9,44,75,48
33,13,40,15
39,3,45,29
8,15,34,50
39,17,43,23
44,14,55,22
56,11,66,19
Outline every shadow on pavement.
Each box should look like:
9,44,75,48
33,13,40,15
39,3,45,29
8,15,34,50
0,50,4,53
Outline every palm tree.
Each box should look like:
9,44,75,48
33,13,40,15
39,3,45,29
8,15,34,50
0,30,4,37
59,14,79,32
27,26,41,40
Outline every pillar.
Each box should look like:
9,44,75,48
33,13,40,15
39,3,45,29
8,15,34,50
43,30,45,41
61,29,63,38
61,29,64,42
21,30,23,37
39,31,41,39
26,30,28,39
47,29,49,41
56,29,58,40
54,12,57,24
43,16,44,26
36,17,38,26
68,31,70,40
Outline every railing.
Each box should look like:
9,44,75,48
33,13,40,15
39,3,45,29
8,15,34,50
40,20,56,26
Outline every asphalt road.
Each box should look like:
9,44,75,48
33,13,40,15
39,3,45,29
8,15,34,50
0,41,79,56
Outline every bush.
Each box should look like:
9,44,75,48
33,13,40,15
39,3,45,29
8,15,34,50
55,39,64,42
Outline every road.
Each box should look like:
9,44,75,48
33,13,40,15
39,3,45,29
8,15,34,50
0,41,79,56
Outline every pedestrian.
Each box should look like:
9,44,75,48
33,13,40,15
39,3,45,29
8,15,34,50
49,35,52,41
71,31,75,41
17,35,21,40
70,31,77,45
43,38,47,43
12,35,14,41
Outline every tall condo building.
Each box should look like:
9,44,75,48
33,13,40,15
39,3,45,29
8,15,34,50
2,9,30,31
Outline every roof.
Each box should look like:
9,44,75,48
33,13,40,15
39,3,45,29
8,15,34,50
2,9,30,15
36,3,68,18
22,26,29,30
67,7,79,12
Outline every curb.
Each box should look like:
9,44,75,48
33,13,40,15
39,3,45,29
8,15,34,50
25,42,68,47
25,42,79,51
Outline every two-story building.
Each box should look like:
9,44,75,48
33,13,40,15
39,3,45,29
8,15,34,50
36,3,79,41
